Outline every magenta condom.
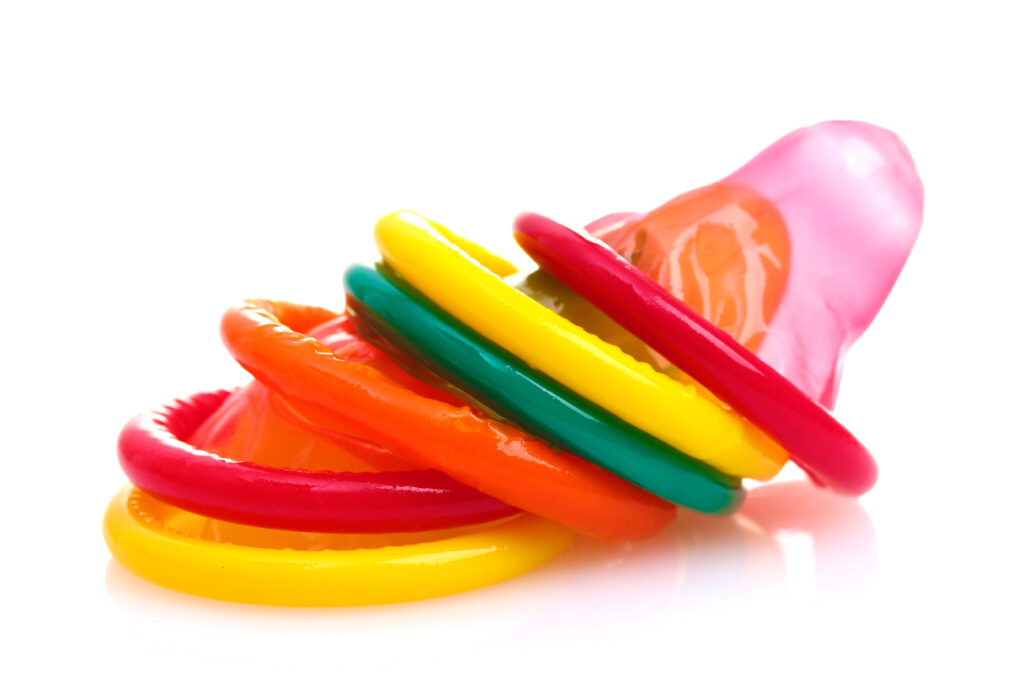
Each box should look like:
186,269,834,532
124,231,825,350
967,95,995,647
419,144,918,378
586,121,924,410
521,121,924,494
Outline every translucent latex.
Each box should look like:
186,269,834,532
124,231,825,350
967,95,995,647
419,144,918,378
192,314,457,472
587,121,924,408
174,314,519,531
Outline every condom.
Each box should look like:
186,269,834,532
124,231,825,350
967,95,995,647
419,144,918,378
513,213,877,495
344,263,743,513
220,298,675,542
119,389,519,532
192,313,477,472
374,211,788,480
103,486,571,606
120,310,518,532
585,121,923,409
104,120,922,606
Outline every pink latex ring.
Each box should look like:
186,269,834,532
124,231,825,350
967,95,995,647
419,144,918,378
514,213,878,496
118,389,519,533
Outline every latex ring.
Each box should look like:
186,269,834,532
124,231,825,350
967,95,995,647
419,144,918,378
119,389,519,532
221,299,675,541
514,213,877,495
345,264,743,514
103,485,572,606
374,210,787,481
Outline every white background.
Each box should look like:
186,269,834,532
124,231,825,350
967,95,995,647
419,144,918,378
2,1,1022,681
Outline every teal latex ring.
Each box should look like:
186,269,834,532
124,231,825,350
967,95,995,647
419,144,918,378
343,264,743,514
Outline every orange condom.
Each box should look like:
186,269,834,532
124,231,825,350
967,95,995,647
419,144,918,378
220,299,675,542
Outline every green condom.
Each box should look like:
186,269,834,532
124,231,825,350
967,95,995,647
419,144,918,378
343,263,743,514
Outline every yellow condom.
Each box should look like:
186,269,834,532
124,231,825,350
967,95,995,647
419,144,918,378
103,486,572,606
374,211,788,480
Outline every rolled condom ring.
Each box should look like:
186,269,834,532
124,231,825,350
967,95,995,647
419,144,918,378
344,263,743,514
118,389,520,533
373,210,788,481
103,485,571,606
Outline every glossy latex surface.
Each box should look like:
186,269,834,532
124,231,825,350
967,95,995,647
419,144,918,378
345,264,743,513
588,182,790,353
515,213,877,495
118,389,519,532
374,210,787,481
587,121,923,409
221,298,674,541
103,486,571,606
193,314,463,473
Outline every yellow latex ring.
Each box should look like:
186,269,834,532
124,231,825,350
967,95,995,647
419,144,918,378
374,211,788,480
103,485,572,606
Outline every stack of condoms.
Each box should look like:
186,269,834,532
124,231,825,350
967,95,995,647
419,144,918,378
104,121,924,606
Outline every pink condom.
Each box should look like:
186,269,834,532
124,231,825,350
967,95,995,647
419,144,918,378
587,121,924,409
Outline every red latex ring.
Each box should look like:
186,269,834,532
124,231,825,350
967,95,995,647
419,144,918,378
118,389,520,533
514,212,878,496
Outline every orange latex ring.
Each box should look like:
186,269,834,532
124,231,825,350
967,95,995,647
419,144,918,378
220,299,675,542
